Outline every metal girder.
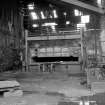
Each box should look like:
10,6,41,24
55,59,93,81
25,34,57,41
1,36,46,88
61,0,104,14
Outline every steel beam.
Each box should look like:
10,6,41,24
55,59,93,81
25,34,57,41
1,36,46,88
61,0,104,14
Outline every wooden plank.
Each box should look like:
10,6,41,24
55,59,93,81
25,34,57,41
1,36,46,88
61,0,104,14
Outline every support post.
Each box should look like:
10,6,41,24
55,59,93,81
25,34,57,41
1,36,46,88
94,32,97,66
80,28,87,71
25,30,28,71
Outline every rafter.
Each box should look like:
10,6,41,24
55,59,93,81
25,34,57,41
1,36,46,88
61,0,104,14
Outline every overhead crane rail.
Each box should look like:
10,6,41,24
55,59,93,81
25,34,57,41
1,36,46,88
28,28,80,36
27,29,81,40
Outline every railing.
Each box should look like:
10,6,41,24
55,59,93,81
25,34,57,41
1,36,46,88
28,28,80,37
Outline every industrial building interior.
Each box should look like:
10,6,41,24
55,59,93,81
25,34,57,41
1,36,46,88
0,0,105,105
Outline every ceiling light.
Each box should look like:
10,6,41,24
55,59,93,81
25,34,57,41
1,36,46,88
28,4,34,10
32,24,38,28
97,0,102,7
30,12,38,20
42,22,58,26
66,21,70,25
74,9,83,16
63,12,67,16
50,15,53,18
41,11,46,19
74,9,79,16
81,15,90,23
53,10,58,18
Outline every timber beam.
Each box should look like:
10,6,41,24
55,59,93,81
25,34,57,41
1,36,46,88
61,0,105,14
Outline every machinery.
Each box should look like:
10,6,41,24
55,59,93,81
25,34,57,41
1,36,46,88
24,28,83,74
24,27,104,88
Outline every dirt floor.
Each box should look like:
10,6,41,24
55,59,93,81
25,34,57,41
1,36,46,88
0,71,105,105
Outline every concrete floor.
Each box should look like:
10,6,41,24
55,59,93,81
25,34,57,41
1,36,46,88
0,71,105,105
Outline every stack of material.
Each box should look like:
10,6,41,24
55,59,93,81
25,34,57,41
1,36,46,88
0,80,23,97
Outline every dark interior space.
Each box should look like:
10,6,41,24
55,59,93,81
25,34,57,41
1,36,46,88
32,56,78,62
